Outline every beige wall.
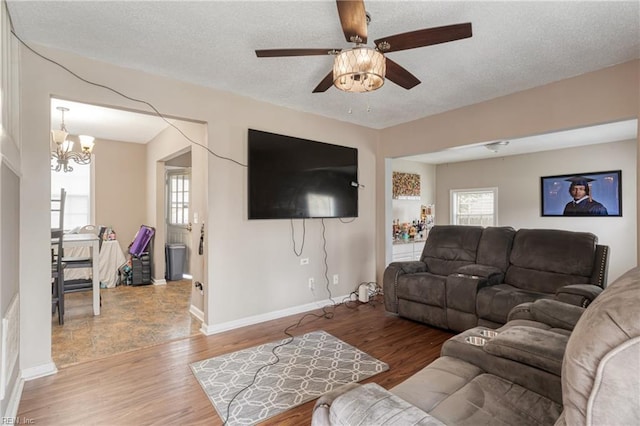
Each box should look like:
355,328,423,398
16,42,639,375
377,60,640,281
436,139,637,282
94,138,147,254
19,45,378,372
204,95,378,329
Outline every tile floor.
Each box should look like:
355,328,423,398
52,279,201,368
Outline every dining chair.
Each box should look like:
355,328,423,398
51,188,66,231
62,225,101,293
51,229,65,325
53,191,94,294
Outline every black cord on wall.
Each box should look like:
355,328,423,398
10,29,247,168
290,218,306,256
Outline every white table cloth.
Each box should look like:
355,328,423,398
99,240,127,288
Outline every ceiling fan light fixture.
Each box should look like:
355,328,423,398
333,47,385,93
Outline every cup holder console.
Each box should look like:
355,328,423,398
479,329,498,338
465,336,487,346
464,329,499,346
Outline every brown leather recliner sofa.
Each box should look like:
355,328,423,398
311,266,640,425
383,225,609,332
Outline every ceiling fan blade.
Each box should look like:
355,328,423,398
336,0,368,44
375,23,472,53
385,58,421,90
256,49,340,58
312,71,334,93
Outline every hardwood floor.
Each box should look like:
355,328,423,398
19,296,454,425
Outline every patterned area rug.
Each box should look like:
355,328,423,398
190,330,389,425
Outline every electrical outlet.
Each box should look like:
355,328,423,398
308,277,315,290
333,274,339,285
300,258,309,265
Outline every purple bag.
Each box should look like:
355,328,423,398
129,225,155,257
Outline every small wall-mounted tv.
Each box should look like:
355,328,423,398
248,129,359,219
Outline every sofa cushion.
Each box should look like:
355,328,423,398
476,226,516,271
510,229,597,275
329,383,444,425
506,229,596,293
392,356,483,413
429,373,562,425
476,284,553,324
421,226,483,276
560,266,640,426
505,266,593,294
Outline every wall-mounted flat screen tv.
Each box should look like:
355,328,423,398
248,129,359,219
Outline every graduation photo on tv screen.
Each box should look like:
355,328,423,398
540,170,622,217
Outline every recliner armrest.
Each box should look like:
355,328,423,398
484,325,568,376
556,284,603,308
455,264,504,285
312,383,360,426
508,299,585,331
312,383,444,426
387,261,428,275
383,261,428,313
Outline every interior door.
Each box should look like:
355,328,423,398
166,168,192,277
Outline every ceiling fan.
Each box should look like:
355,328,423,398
255,0,472,93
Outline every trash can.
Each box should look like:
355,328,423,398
165,243,186,281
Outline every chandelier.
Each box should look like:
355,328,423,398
51,106,95,173
333,46,386,93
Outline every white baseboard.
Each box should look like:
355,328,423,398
200,294,350,336
21,362,57,381
152,278,167,286
5,361,56,418
189,304,204,322
2,376,24,419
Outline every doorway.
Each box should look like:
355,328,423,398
165,162,192,279
49,98,208,367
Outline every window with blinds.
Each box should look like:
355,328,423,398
451,188,498,226
168,171,190,225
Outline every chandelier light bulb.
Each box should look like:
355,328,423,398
79,135,95,152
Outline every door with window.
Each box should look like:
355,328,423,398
450,188,498,226
166,169,191,278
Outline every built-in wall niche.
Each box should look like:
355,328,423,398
392,172,421,200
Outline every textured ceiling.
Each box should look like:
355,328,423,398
8,1,640,130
